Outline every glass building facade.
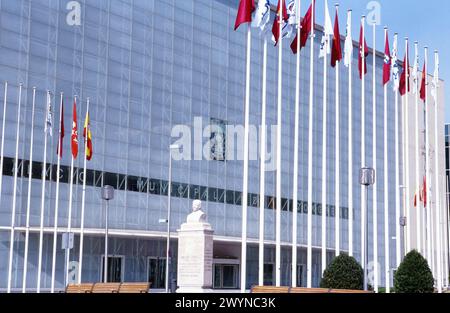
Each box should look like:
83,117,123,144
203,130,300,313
0,0,404,291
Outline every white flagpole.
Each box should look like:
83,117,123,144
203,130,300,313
65,96,77,287
394,35,401,268
259,35,267,287
307,0,315,288
6,83,23,293
0,82,8,212
424,47,432,267
404,37,411,253
347,10,354,257
291,0,301,288
22,87,36,293
275,1,283,287
78,98,90,284
51,93,64,293
321,21,329,277
372,22,379,293
444,176,450,287
383,28,390,293
361,15,366,275
433,50,442,293
334,4,341,258
37,90,51,293
240,23,251,293
413,42,422,254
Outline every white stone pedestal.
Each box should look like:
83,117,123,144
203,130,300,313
176,203,214,293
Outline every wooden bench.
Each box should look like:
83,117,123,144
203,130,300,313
290,287,331,293
91,283,121,293
118,282,151,293
65,283,94,293
251,286,291,293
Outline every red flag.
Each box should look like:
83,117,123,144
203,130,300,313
383,34,391,85
234,0,255,31
420,63,426,101
331,9,342,67
358,23,369,79
399,48,410,96
71,100,78,159
57,101,65,158
291,0,316,54
272,0,289,46
422,176,427,207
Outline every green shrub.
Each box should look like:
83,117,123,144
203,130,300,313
320,254,364,290
394,250,434,293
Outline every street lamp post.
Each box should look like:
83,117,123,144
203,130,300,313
359,167,375,291
101,185,114,283
165,144,180,293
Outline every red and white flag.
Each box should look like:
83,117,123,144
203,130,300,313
234,0,255,31
358,22,368,79
290,0,315,54
271,0,289,46
71,99,78,159
383,33,391,85
330,8,342,67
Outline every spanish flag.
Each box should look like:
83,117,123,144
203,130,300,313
83,110,93,161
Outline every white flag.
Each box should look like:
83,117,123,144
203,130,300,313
431,53,439,101
343,10,353,67
412,44,419,94
45,92,53,136
319,0,333,59
391,35,400,91
251,0,271,32
287,0,298,26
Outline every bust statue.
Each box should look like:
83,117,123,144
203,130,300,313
187,200,207,223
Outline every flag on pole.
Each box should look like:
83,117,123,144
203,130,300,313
45,93,53,136
421,176,427,207
251,0,271,32
431,53,439,101
71,100,78,159
287,0,298,26
399,51,410,96
319,0,333,59
343,10,353,67
383,34,391,85
420,63,426,101
272,0,289,45
391,35,400,91
412,44,419,94
234,0,255,31
331,8,342,67
290,0,315,54
358,22,368,79
57,101,64,158
83,110,93,161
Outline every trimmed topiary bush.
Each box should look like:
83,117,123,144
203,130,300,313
394,250,434,293
320,254,364,290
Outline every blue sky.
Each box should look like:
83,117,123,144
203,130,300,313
269,0,450,123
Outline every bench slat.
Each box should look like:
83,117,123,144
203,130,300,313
66,283,94,293
92,283,121,293
118,283,150,293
